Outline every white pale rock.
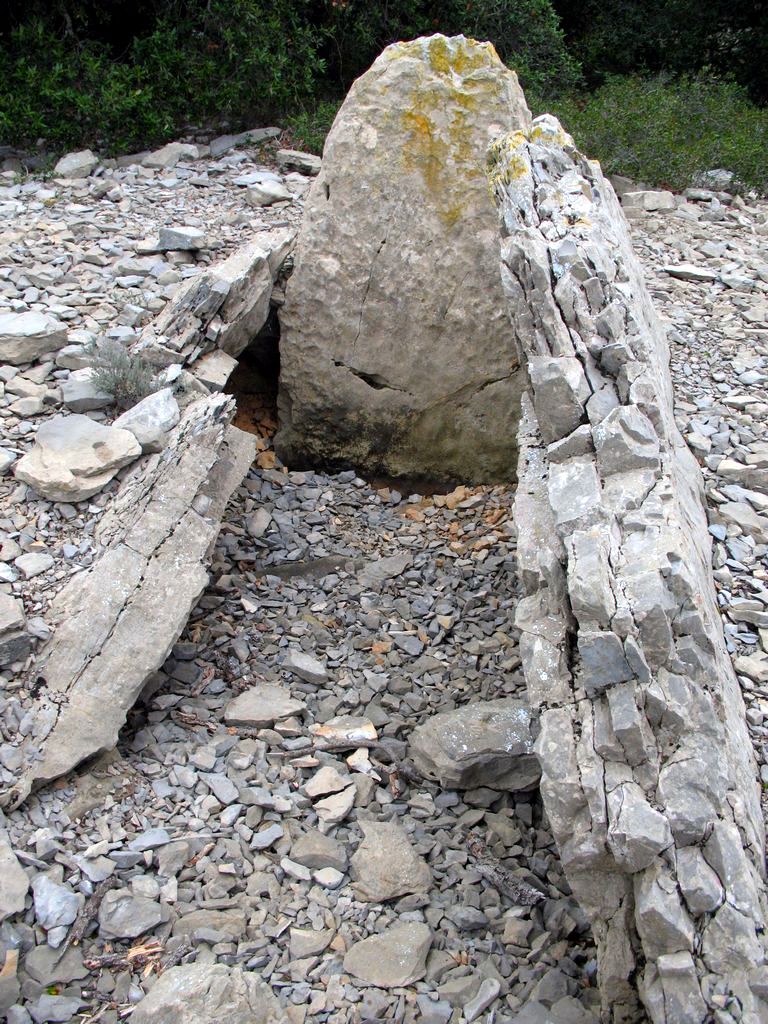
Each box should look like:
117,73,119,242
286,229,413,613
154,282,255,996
113,388,180,450
246,181,293,206
14,415,141,502
662,264,718,283
343,922,432,987
54,149,99,178
276,34,530,482
143,143,199,169
314,785,356,830
14,552,54,579
0,311,68,365
14,411,141,499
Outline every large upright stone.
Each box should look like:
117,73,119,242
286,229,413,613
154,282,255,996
277,34,530,482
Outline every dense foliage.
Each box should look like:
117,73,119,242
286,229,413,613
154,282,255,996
550,76,768,195
0,0,765,192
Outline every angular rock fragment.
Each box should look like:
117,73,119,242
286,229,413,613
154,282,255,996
0,841,29,921
277,34,530,482
129,964,283,1024
113,388,180,451
14,414,141,503
0,311,68,365
53,149,99,178
0,593,31,667
409,699,540,790
350,820,432,901
2,396,256,808
224,684,305,728
343,922,432,987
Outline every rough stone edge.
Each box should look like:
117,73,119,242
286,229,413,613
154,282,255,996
490,117,768,1022
1,394,256,810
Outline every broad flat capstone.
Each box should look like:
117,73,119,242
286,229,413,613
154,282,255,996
343,922,432,987
277,34,530,482
409,698,540,790
350,820,432,901
0,311,68,365
14,414,141,502
129,964,283,1024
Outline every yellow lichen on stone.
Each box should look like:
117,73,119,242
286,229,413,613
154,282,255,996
486,131,531,197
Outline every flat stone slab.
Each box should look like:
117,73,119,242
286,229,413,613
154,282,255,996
343,922,432,987
1,395,256,809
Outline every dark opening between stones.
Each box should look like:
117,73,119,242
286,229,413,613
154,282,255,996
225,307,281,437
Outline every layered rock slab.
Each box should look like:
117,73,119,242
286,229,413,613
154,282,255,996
1,394,256,809
490,117,768,1022
277,34,530,482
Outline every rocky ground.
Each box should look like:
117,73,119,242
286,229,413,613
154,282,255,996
0,140,766,1024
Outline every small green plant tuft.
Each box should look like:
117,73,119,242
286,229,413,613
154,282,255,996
89,341,161,412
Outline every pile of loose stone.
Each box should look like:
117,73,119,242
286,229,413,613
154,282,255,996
0,132,766,1024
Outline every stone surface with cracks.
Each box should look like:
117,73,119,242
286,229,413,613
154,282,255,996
0,394,256,810
490,116,768,1023
276,34,530,482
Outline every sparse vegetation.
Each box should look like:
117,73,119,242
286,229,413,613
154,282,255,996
89,342,161,411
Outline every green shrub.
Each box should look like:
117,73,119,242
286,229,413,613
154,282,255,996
0,2,324,152
285,99,342,155
549,75,768,195
89,342,161,411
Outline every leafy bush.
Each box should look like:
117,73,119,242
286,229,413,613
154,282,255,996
285,99,342,155
89,342,161,411
549,75,768,195
0,2,323,152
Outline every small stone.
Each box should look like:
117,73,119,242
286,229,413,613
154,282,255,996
409,699,539,790
158,225,207,251
0,312,68,365
128,828,171,852
60,368,112,412
13,553,54,579
98,890,164,939
283,649,328,684
54,149,98,178
350,820,432,901
290,829,347,872
225,684,305,727
0,841,29,921
251,824,284,850
32,876,79,932
314,785,356,830
304,765,350,799
290,927,333,959
464,978,501,1022
14,414,141,502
